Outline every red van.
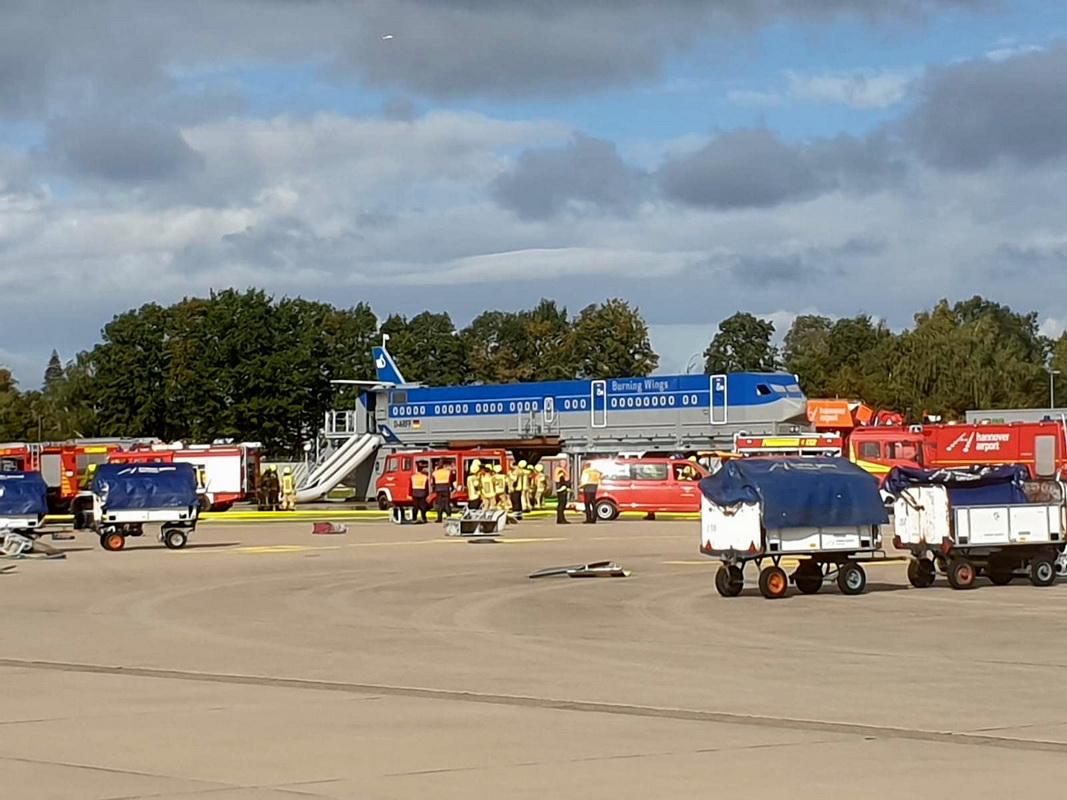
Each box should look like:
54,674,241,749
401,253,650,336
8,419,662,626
590,457,709,520
374,448,510,509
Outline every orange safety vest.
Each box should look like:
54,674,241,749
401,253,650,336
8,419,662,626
410,473,429,491
432,468,452,487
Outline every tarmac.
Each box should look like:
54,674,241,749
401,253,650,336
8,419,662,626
4,513,1067,798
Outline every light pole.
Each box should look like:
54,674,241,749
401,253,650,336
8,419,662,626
1049,368,1061,409
685,353,702,374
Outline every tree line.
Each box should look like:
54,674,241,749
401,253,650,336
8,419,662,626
704,297,1063,419
2,291,1063,457
0,291,658,455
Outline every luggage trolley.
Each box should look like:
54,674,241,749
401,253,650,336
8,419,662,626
0,472,48,554
699,458,890,599
887,465,1067,590
91,463,200,551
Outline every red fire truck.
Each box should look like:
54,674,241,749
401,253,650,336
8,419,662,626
106,442,261,511
374,448,511,509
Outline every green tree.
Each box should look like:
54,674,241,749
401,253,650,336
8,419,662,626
569,298,658,378
380,311,470,385
462,299,576,383
43,350,64,388
0,367,31,441
782,315,832,395
704,312,779,374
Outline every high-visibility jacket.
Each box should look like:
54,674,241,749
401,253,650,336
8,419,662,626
555,469,570,488
492,473,508,497
480,472,496,497
281,474,295,494
466,473,481,500
580,467,602,486
432,468,453,489
508,468,524,493
410,473,429,494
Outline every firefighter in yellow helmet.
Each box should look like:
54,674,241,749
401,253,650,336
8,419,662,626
480,462,498,510
466,461,482,510
492,463,510,515
280,466,297,511
533,463,548,509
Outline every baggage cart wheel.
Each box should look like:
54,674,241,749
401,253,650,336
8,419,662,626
714,565,744,598
907,558,936,588
100,531,126,552
163,527,188,550
793,562,823,595
946,558,976,590
836,563,867,595
758,566,788,599
1029,557,1056,587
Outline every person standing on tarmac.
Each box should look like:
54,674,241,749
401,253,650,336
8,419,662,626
508,461,526,520
466,462,482,510
554,465,571,524
492,463,509,516
263,467,280,512
579,462,603,524
409,465,430,523
280,467,297,511
432,460,455,523
480,463,497,510
533,463,547,509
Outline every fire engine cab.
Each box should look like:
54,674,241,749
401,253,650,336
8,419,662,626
733,434,844,458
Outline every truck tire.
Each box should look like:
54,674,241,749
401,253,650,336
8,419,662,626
714,565,744,597
946,559,976,590
100,531,125,552
836,563,867,595
377,493,391,511
758,566,788,599
163,527,188,550
1029,557,1056,587
907,558,936,588
595,499,619,521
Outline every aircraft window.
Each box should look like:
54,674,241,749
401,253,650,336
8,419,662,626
391,391,408,405
858,442,881,459
771,385,787,394
633,463,669,481
755,384,772,396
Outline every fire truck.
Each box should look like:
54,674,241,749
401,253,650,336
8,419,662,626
105,442,262,511
733,434,845,458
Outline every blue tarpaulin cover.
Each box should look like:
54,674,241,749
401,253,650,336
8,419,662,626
883,465,1030,507
92,463,199,510
698,458,888,529
0,471,48,515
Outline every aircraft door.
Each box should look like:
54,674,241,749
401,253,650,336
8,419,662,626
591,380,607,428
710,375,727,425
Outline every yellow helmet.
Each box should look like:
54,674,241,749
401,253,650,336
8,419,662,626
469,464,480,473
518,460,528,468
493,464,502,473
688,455,697,462
535,464,544,472
471,459,481,467
283,467,292,474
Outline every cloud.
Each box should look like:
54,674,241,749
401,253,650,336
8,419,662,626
908,43,1067,170
45,116,205,183
730,68,916,109
492,134,643,220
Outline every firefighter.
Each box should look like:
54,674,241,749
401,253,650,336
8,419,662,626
262,467,280,512
480,463,498,510
492,463,509,514
579,461,603,524
280,466,296,511
466,462,482,510
432,460,455,523
409,465,430,523
508,461,526,520
533,463,547,509
554,464,571,524
681,456,700,481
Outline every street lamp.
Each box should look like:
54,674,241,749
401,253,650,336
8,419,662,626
1049,368,1061,409
685,353,703,374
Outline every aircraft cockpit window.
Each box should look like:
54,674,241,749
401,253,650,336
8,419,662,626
755,384,772,396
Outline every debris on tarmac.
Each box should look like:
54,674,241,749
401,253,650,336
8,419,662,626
312,522,348,535
529,561,631,579
1,534,66,560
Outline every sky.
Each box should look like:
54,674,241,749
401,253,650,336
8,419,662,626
2,0,1067,383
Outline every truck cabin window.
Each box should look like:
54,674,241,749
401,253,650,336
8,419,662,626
858,442,881,459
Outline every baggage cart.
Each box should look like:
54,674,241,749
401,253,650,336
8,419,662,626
887,465,1066,590
91,463,200,551
0,471,48,536
699,458,889,599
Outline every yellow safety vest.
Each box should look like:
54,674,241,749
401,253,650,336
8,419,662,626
466,473,481,500
580,468,602,486
281,474,295,494
492,473,507,496
432,468,452,487
410,473,429,491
